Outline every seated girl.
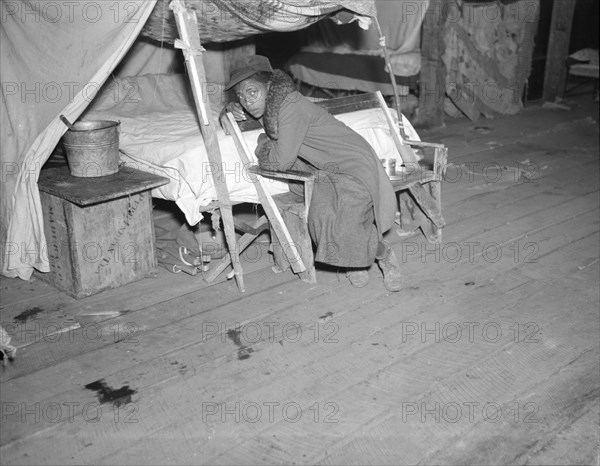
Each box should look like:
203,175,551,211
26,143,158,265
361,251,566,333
221,55,403,292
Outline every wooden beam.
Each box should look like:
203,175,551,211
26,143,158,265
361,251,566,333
223,113,307,275
543,1,576,102
170,0,245,292
204,222,267,284
415,0,447,128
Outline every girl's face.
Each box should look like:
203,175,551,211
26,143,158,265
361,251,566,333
235,77,268,119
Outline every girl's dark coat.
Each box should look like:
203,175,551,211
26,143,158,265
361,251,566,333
259,71,396,267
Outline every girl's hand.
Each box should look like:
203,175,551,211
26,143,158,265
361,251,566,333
255,133,272,167
226,102,247,121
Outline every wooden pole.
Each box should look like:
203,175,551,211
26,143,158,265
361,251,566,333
373,17,404,132
223,114,307,275
375,91,420,166
170,0,245,292
415,0,447,128
543,1,576,102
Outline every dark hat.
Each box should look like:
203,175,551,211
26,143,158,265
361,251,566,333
224,55,273,90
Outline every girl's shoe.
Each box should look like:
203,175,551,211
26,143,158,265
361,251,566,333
377,250,403,292
346,269,369,288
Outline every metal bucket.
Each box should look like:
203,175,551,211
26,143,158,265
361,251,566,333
62,120,120,177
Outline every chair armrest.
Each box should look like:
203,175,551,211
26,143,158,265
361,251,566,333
248,165,314,183
405,139,446,150
248,165,314,221
403,140,448,180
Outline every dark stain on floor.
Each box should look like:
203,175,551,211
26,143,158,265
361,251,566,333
226,328,254,360
85,379,137,407
13,307,45,323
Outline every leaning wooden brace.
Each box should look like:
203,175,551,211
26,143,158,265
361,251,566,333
170,0,245,291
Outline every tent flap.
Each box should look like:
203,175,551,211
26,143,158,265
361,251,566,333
1,0,158,279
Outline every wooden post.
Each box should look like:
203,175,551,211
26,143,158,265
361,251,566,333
415,0,447,128
543,1,576,102
170,0,245,292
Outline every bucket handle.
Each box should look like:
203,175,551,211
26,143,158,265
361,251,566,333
60,115,75,131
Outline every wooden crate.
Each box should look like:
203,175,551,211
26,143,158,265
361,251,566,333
38,167,169,299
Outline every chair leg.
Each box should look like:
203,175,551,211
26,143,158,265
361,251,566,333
396,191,419,237
396,183,444,244
408,182,445,229
271,201,316,284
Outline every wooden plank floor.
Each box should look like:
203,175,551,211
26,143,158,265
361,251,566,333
1,96,598,465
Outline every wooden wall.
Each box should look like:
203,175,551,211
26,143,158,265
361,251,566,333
542,1,576,102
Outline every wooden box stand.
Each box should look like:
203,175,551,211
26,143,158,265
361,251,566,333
37,166,169,299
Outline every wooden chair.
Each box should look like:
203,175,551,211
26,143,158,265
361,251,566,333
308,92,448,244
211,92,447,284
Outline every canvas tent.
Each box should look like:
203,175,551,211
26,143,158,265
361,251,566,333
0,0,377,280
